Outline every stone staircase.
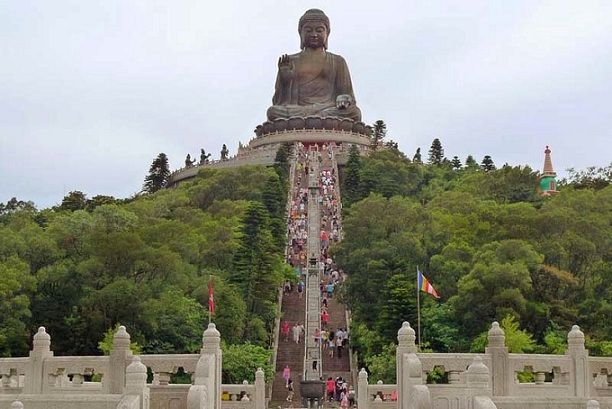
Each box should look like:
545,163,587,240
270,290,306,407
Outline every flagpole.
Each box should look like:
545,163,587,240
208,274,212,325
417,267,421,350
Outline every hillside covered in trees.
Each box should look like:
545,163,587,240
337,145,611,381
0,152,293,380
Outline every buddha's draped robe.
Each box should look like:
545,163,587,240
267,51,362,121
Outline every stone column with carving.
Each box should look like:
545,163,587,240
107,326,133,394
357,368,369,409
567,325,589,398
466,356,494,408
188,323,222,409
485,322,508,396
254,368,265,409
125,356,150,409
396,321,418,409
24,327,53,394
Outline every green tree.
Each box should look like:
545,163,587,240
0,197,37,216
0,257,36,356
481,155,496,172
231,202,282,342
143,153,170,193
222,343,273,383
371,120,387,150
451,156,462,170
450,240,542,337
428,138,444,165
341,144,363,206
465,155,479,170
273,142,292,183
59,191,88,212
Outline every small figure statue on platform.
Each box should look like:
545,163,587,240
200,148,211,165
220,144,229,161
185,154,196,167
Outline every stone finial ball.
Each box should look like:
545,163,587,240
126,356,147,374
203,322,221,338
34,326,51,341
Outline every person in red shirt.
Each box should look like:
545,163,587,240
326,377,336,402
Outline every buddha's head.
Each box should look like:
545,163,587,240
299,9,330,50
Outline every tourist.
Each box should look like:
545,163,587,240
326,281,334,298
321,309,330,328
283,365,291,386
282,321,290,342
326,377,335,402
297,279,304,299
313,327,321,344
336,334,343,358
292,324,301,344
286,378,294,402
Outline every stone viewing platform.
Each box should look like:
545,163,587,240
166,132,369,187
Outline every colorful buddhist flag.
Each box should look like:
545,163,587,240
417,268,441,299
208,278,215,315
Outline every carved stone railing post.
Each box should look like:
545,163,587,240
485,322,508,396
357,368,368,409
125,356,150,409
466,356,492,405
254,368,265,409
107,326,133,394
402,353,430,409
188,323,222,409
203,323,222,409
397,321,417,408
567,325,589,398
24,327,53,394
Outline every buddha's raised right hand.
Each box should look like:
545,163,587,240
278,55,294,80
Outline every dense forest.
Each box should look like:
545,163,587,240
0,144,293,382
337,144,611,381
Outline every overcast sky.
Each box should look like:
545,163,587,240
2,0,611,208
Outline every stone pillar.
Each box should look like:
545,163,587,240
396,322,417,409
202,323,222,409
466,356,492,405
24,327,53,394
125,356,149,409
357,368,369,409
567,325,589,398
107,326,133,394
485,322,508,396
254,368,265,409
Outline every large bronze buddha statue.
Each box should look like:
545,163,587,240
266,9,362,122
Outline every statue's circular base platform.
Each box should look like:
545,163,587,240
248,128,372,149
168,129,369,187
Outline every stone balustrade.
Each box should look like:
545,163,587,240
356,321,612,409
0,324,266,409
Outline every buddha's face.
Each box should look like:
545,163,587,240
300,21,328,49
